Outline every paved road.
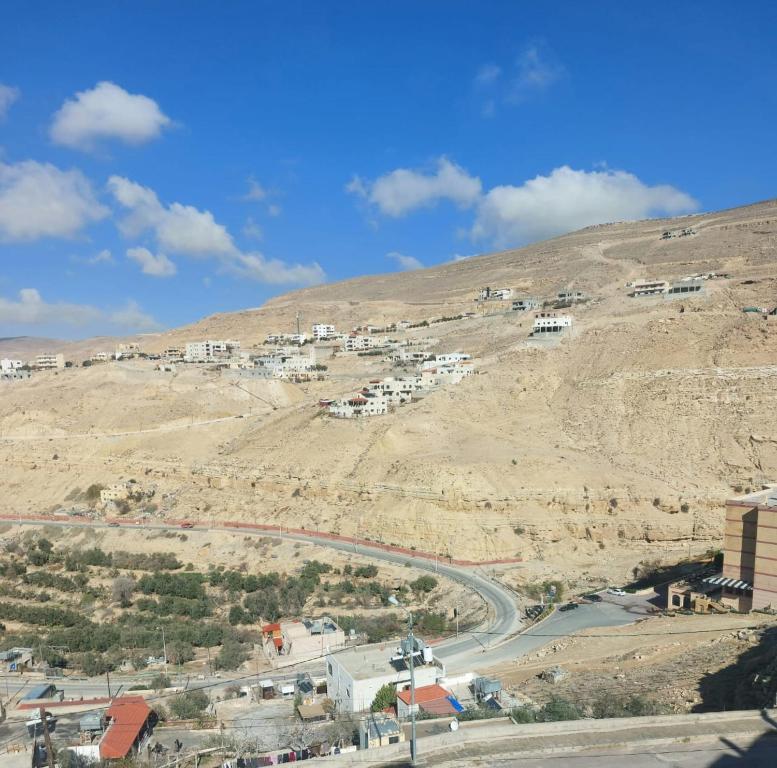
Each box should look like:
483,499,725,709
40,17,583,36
3,519,645,676
416,735,777,767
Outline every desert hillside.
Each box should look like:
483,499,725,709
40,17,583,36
2,199,777,581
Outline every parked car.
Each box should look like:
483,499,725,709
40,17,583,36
180,521,194,529
584,593,603,602
558,602,578,612
108,521,120,527
607,587,627,596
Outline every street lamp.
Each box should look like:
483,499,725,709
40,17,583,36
388,595,417,767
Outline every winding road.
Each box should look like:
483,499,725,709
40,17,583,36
3,517,640,674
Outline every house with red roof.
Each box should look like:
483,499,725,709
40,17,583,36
99,696,154,761
396,684,463,718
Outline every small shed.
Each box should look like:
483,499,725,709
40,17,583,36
259,680,274,699
359,712,405,750
22,683,58,701
79,712,104,733
297,703,328,723
473,676,501,701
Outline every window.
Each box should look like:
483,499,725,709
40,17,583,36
389,736,399,744
327,662,332,675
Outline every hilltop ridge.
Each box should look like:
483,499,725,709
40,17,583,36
2,198,777,583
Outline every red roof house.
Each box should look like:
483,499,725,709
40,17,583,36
396,684,461,717
99,696,153,760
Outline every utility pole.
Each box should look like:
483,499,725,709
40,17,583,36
388,595,417,766
39,707,55,768
106,669,112,698
407,612,417,767
160,626,168,676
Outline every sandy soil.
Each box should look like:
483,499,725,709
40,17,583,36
2,200,777,581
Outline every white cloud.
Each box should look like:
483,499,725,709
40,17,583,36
0,288,162,333
450,253,476,262
348,157,482,217
0,83,20,120
387,251,424,271
108,175,235,256
109,175,324,285
0,159,108,241
0,288,101,327
474,64,501,87
242,217,263,240
50,81,171,151
109,299,162,331
127,246,177,277
508,44,564,102
472,165,699,246
243,178,267,201
230,252,325,286
267,203,282,218
87,249,114,265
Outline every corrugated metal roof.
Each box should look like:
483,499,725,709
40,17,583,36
703,575,753,592
99,696,151,759
22,684,56,701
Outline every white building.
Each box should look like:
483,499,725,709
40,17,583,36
512,297,541,311
0,359,23,372
91,352,109,362
328,393,389,419
114,343,141,360
478,287,512,301
557,290,588,303
628,279,669,297
184,339,241,363
265,333,307,346
532,313,573,334
162,347,184,361
432,363,474,385
667,278,704,295
312,323,336,340
34,353,65,370
326,640,444,713
345,335,376,352
420,353,471,370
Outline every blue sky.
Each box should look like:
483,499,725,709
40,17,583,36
1,1,776,339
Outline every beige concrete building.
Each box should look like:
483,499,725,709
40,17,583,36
34,353,64,370
721,486,777,611
666,487,777,613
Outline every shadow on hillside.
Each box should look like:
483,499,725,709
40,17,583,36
696,625,777,712
706,711,777,766
623,559,714,592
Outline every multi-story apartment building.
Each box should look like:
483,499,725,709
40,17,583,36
718,486,777,611
184,339,240,362
312,323,336,340
34,353,65,369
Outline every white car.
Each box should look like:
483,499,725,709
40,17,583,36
607,587,627,596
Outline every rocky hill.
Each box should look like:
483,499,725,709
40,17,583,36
2,198,777,583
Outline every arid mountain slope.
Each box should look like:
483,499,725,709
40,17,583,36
2,199,777,580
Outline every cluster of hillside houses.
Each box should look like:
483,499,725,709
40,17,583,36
322,352,474,419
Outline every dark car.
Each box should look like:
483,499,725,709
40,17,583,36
558,602,578,612
584,593,603,602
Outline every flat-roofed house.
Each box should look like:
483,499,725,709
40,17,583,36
326,641,444,713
